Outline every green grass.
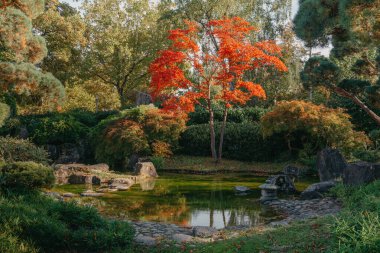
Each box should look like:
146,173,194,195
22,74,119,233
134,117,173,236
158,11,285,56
0,190,135,253
162,155,295,174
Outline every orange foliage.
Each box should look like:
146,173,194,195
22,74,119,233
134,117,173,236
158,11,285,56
149,17,287,112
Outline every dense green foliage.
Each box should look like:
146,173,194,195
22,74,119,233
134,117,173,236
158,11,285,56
0,162,54,189
180,122,287,161
187,106,269,125
0,110,117,145
0,137,50,164
0,191,135,253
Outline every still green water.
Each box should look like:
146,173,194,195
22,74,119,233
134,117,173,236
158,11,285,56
53,173,313,229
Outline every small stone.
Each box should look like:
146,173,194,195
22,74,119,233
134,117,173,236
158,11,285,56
234,186,251,192
192,226,218,238
135,235,156,246
62,192,76,197
172,233,195,243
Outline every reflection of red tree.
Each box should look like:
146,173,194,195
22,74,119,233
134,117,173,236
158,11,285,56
142,203,190,225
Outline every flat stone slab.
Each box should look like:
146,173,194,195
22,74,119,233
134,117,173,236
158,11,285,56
80,191,104,197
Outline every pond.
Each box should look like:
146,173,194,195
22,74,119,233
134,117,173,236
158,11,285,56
53,173,314,229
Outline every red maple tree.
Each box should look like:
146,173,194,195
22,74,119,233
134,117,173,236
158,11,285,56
149,17,288,162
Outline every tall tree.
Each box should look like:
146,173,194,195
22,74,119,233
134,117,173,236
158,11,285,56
81,0,164,107
150,17,287,162
34,0,87,85
294,0,380,126
0,0,64,113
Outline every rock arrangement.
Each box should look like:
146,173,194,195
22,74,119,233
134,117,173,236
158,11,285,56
132,222,246,246
53,161,158,194
54,163,109,185
265,197,341,226
318,148,380,186
296,148,380,200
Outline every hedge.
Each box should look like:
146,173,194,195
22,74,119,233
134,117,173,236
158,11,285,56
187,106,269,125
179,122,288,161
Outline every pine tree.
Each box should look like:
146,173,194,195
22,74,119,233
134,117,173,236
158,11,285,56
0,0,64,113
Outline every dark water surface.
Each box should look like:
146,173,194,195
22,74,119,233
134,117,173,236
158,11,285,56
54,173,313,229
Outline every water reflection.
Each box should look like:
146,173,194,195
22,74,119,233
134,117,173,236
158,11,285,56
59,174,287,228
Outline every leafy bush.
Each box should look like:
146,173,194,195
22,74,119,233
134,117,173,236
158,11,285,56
0,102,10,127
92,105,186,170
94,119,150,169
28,115,88,145
261,100,370,156
0,137,50,164
187,106,269,125
0,162,55,189
150,156,165,170
0,192,135,253
353,149,380,162
179,122,288,161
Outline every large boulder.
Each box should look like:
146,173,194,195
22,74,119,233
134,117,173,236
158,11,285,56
374,163,380,179
109,178,135,191
300,181,336,200
317,148,347,182
134,162,158,178
54,163,109,184
343,162,376,186
192,226,218,238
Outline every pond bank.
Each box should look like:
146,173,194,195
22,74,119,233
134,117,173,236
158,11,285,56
130,196,341,246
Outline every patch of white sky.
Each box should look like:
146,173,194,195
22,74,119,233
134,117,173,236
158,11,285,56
62,0,330,56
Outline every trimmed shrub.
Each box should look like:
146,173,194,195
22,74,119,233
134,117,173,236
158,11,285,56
179,122,288,161
0,137,50,164
187,106,269,125
0,192,135,253
0,162,55,189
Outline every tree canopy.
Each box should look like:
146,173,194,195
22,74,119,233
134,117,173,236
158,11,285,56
0,0,64,113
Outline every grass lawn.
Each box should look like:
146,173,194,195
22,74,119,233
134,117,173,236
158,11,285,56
161,155,299,175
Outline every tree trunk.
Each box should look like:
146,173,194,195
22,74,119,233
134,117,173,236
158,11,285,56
116,86,127,108
208,106,217,161
334,87,380,126
308,47,313,101
217,105,228,163
309,86,313,101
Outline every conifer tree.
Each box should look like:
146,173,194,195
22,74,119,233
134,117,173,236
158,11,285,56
0,0,64,112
